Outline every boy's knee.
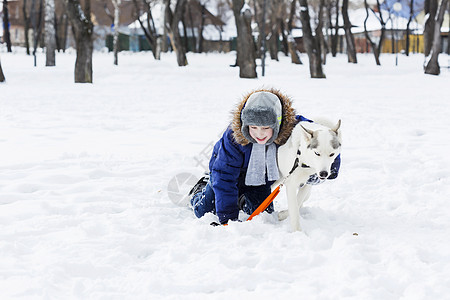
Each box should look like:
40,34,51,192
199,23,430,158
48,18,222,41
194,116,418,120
191,192,215,219
191,193,205,218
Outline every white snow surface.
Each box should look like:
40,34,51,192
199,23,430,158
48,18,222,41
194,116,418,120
1,49,450,299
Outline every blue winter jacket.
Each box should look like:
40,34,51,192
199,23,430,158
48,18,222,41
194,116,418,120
209,115,341,224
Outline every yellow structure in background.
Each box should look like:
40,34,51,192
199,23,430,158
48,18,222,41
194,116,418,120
381,34,425,53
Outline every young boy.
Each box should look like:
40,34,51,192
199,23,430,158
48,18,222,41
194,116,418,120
189,89,340,225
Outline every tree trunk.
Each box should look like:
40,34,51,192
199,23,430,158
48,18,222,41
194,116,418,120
331,0,339,57
299,0,325,78
287,34,302,64
162,0,169,52
198,4,206,53
187,3,197,52
74,30,93,82
268,1,281,61
405,0,414,56
62,13,68,52
279,18,289,56
2,0,12,52
253,0,262,58
288,0,302,64
364,0,380,65
23,0,32,55
389,14,395,53
31,0,44,66
132,0,159,59
112,0,121,65
146,8,159,59
268,23,279,61
232,0,257,78
375,0,386,56
423,0,438,56
181,7,189,53
424,0,448,75
55,12,60,51
62,0,94,83
169,0,188,66
448,0,450,54
342,0,357,63
259,0,266,74
45,0,56,66
0,57,5,82
315,0,327,65
448,0,450,55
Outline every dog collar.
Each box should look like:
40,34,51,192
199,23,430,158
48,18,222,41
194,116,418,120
289,150,310,175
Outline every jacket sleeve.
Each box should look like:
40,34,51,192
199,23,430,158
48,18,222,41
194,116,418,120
328,154,340,180
210,129,244,224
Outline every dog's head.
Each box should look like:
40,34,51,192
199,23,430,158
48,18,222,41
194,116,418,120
300,120,342,180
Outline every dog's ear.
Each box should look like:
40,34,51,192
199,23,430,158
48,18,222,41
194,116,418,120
331,120,341,134
300,125,314,141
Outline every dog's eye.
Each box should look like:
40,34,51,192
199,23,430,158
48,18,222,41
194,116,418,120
314,151,321,156
329,153,335,157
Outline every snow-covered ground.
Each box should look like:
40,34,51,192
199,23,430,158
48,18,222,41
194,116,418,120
1,49,449,299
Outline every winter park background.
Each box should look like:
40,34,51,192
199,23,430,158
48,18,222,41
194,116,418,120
1,46,450,299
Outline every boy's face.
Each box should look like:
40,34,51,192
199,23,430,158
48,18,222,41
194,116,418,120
249,126,273,144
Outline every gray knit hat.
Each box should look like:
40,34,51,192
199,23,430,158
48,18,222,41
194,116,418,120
241,91,282,144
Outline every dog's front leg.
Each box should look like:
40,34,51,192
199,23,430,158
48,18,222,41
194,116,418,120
297,184,312,210
286,183,302,231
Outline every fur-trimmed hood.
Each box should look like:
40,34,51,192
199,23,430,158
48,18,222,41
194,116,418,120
231,88,297,146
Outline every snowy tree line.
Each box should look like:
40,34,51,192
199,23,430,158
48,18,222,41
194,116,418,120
1,0,449,83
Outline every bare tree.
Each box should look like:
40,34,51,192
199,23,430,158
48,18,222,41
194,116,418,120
328,0,340,57
31,0,44,66
45,0,56,66
341,0,357,63
363,0,380,65
57,12,69,52
278,4,289,56
373,0,386,58
424,0,448,75
252,0,261,58
23,0,32,54
423,0,438,56
267,0,282,61
2,0,12,52
287,0,302,64
448,0,450,55
232,0,257,78
165,0,188,66
162,0,169,52
299,0,325,78
132,0,160,59
197,1,207,53
0,56,5,82
102,0,120,64
315,0,327,64
405,0,414,56
187,1,197,51
112,0,121,65
180,2,189,52
62,0,94,83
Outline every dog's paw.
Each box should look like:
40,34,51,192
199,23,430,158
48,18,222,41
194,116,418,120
278,210,289,221
291,224,303,232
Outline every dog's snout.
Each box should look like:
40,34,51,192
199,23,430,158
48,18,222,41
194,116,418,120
319,171,328,179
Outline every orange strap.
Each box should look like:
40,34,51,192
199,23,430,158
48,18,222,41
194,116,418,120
246,185,281,221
